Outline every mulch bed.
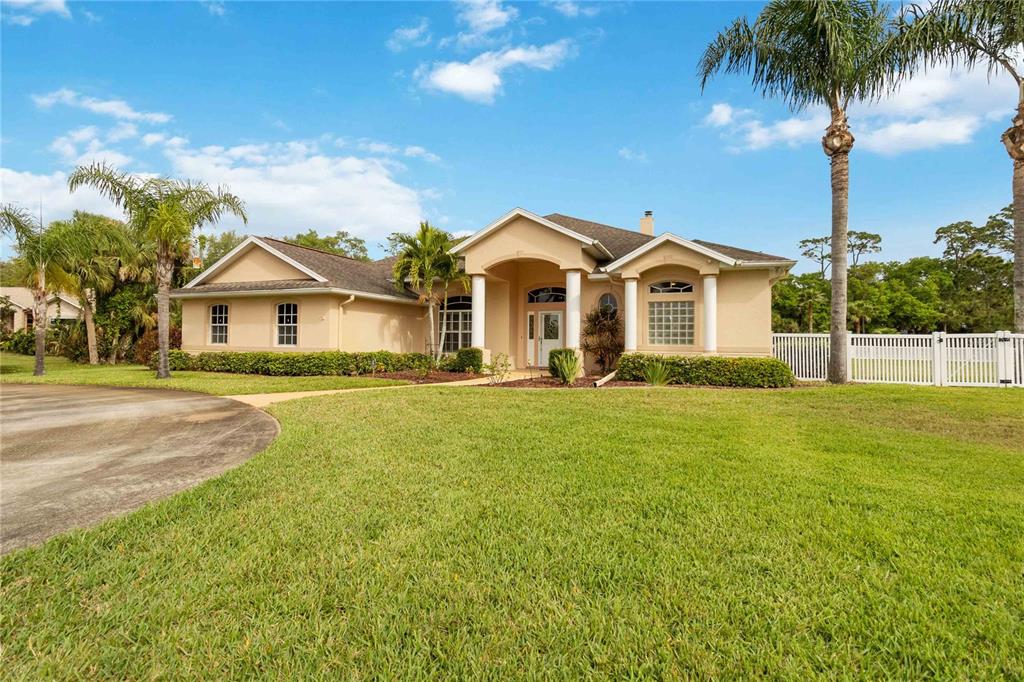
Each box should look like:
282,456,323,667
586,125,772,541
490,375,606,389
373,370,474,384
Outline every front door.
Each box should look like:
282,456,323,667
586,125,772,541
538,311,563,367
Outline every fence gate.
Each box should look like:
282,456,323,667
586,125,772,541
772,332,1024,387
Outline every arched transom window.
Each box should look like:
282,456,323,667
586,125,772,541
598,293,618,316
276,302,298,346
649,281,694,294
527,287,566,303
439,295,472,353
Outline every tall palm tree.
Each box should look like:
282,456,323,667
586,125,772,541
392,222,454,362
0,205,80,376
69,163,247,378
899,0,1023,331
55,212,128,365
699,0,909,382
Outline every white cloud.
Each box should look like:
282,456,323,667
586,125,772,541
47,125,134,167
544,1,601,18
703,62,1019,155
200,1,226,16
106,122,138,142
417,39,575,104
32,88,172,124
444,0,518,48
357,139,400,155
386,17,431,52
404,145,442,163
618,147,647,162
142,132,167,146
1,0,69,25
0,168,123,223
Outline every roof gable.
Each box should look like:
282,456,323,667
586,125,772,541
185,236,328,289
450,208,613,260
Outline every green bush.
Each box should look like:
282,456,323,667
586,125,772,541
642,359,670,386
148,349,439,376
548,348,582,385
449,347,483,373
3,329,36,355
616,353,795,388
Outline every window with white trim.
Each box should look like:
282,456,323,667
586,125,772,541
209,304,228,344
439,296,472,353
598,293,618,316
527,287,566,303
276,302,298,346
649,281,694,294
648,300,694,345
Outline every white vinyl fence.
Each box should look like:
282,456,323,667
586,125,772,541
773,332,1024,387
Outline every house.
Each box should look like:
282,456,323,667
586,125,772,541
172,209,795,368
0,287,82,332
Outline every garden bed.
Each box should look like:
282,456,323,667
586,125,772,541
374,370,475,384
491,375,604,388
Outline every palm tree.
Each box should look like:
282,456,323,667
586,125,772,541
435,246,470,362
55,212,128,365
0,205,80,376
392,222,454,362
699,0,909,382
69,163,247,378
899,0,1023,331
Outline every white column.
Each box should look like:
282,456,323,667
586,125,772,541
624,278,638,351
702,274,717,353
471,274,486,348
565,269,581,349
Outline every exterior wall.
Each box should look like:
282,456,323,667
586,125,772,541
462,216,598,275
617,241,720,279
716,269,772,355
206,245,312,284
340,298,428,353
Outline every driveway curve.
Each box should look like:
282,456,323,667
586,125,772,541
0,384,278,554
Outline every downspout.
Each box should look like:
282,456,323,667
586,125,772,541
338,295,355,349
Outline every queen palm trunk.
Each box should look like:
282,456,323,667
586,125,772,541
823,107,855,383
426,298,436,360
1004,92,1024,333
83,290,99,365
32,271,47,377
436,285,449,362
155,252,174,379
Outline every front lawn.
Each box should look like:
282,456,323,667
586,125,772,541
0,352,407,395
2,384,1022,677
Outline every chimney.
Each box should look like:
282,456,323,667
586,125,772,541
640,210,654,236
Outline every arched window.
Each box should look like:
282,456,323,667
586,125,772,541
439,296,472,353
276,302,298,346
527,287,566,303
649,281,694,294
209,304,229,344
598,293,618,316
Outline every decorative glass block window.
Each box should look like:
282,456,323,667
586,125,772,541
649,281,694,294
439,295,472,353
276,302,298,346
598,293,618,316
209,304,228,344
527,287,566,303
648,301,694,345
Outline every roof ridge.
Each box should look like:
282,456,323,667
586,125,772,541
260,235,367,264
544,212,643,238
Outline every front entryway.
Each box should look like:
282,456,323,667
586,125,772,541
527,311,563,367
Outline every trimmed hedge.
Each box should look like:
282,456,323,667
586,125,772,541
149,350,436,376
616,353,795,388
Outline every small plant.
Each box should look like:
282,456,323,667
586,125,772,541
483,352,511,385
548,348,581,385
643,360,670,386
415,364,432,380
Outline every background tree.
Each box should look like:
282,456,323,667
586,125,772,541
799,236,832,275
848,230,882,266
700,0,912,382
69,163,247,378
286,229,369,261
195,229,246,271
0,205,80,375
901,0,1023,331
55,212,127,364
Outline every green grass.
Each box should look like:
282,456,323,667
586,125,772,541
0,352,407,395
2,383,1023,678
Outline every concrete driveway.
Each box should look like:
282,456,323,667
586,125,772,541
0,384,278,554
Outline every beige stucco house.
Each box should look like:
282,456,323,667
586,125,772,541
172,209,795,368
0,287,82,332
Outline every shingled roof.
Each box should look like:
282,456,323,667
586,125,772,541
544,213,791,264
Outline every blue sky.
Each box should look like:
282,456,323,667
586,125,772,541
0,0,1017,267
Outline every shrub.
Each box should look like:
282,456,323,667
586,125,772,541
548,348,582,385
133,327,182,365
450,347,483,373
483,352,511,385
643,359,670,386
149,349,442,376
580,307,624,373
616,353,795,388
3,329,35,355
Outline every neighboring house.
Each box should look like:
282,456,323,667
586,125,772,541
0,287,82,332
172,209,795,368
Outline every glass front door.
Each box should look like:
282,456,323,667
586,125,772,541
538,311,562,367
